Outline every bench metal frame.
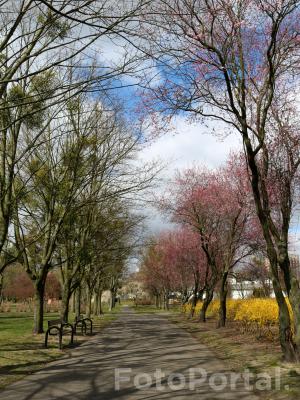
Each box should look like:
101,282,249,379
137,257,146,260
74,315,93,335
45,319,74,349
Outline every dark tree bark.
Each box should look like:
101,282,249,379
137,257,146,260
217,271,228,328
199,289,214,323
34,280,45,334
0,272,3,304
86,287,92,318
75,287,81,318
109,289,116,311
98,289,103,315
61,285,72,323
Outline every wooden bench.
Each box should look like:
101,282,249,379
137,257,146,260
74,315,93,335
45,319,74,349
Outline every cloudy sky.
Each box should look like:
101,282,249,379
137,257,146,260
99,33,300,257
137,117,300,256
138,117,241,232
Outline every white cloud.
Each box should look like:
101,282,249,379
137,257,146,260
138,117,242,234
140,118,241,171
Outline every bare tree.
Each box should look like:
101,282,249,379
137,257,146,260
141,0,300,362
0,0,150,273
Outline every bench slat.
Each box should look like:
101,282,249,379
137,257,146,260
48,319,63,327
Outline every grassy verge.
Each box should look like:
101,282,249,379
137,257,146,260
0,305,121,389
168,312,300,400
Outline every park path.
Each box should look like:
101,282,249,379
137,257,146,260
1,307,259,400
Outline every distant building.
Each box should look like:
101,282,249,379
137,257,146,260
290,254,300,280
228,277,275,299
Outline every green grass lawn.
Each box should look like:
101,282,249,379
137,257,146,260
0,305,121,389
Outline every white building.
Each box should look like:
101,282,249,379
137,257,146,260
229,277,275,299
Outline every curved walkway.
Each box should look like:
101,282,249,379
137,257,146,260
1,308,259,399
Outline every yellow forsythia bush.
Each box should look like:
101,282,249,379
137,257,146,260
183,298,281,340
234,298,279,325
184,298,293,327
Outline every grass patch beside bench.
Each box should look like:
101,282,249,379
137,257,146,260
0,307,121,389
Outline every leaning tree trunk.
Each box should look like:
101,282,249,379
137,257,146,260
218,271,228,328
34,280,45,334
199,289,213,323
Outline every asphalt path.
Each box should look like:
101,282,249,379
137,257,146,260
1,307,259,399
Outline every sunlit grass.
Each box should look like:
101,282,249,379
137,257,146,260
0,305,121,389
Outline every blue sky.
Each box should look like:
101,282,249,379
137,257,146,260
97,34,300,258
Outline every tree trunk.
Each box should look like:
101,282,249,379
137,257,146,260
279,250,300,360
244,137,298,361
190,286,201,318
274,282,296,361
158,293,162,309
155,294,159,308
165,292,169,310
75,287,81,318
199,289,213,323
289,277,300,361
99,289,103,315
71,292,76,313
268,250,297,361
190,294,197,318
0,272,3,304
217,271,228,328
162,292,166,309
181,290,187,305
86,288,92,318
109,289,115,311
61,285,71,323
34,281,45,334
94,291,99,315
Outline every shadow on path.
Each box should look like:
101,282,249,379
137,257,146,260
0,307,259,399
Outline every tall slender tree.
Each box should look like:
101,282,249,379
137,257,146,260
141,0,300,361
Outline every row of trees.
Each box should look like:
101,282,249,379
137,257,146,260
141,147,300,358
3,0,300,365
141,155,263,324
1,264,61,302
137,0,300,362
0,1,156,333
